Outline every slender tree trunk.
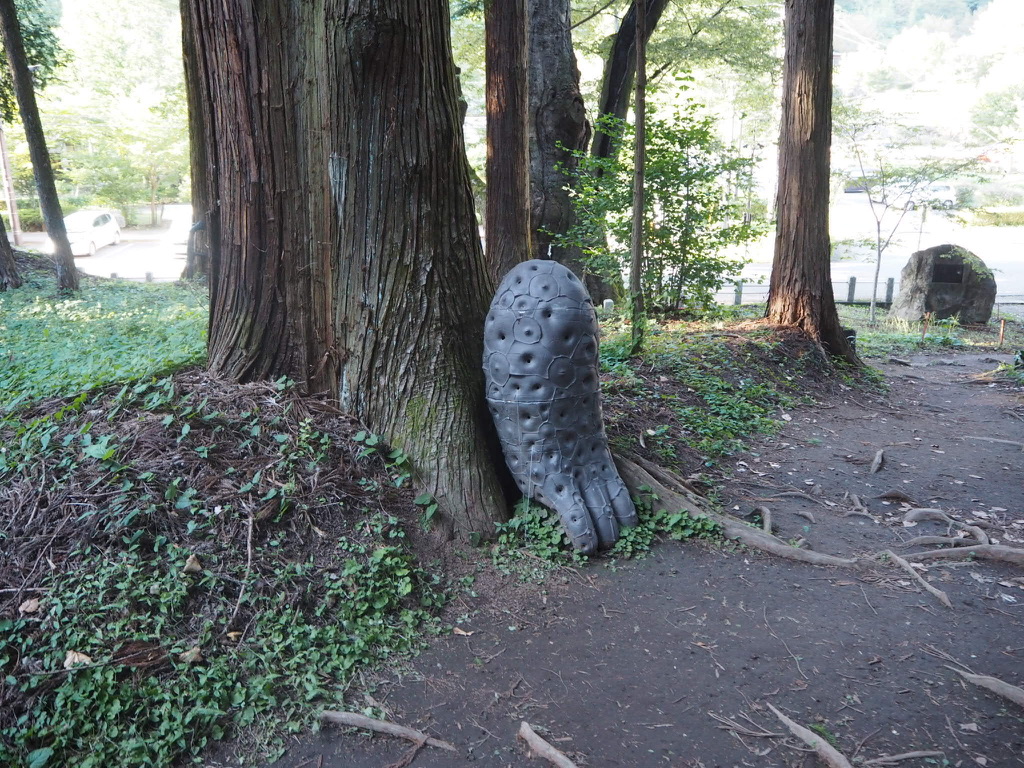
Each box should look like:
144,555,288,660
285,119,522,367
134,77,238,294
179,0,211,282
485,0,531,282
765,0,858,365
183,0,509,539
0,206,19,290
629,0,647,355
590,0,669,166
0,0,77,292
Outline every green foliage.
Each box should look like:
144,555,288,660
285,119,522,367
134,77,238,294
555,104,767,314
493,493,719,575
0,275,207,413
0,0,68,123
0,376,444,767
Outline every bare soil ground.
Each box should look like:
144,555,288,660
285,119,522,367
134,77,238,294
265,351,1024,768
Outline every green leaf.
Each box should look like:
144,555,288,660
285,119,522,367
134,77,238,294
413,493,433,506
27,748,54,768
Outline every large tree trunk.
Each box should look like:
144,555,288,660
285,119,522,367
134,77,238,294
589,0,669,166
0,0,76,292
527,0,614,301
766,0,858,365
485,0,531,282
0,206,19,290
184,0,509,538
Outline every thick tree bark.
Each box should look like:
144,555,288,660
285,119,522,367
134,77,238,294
184,0,509,539
485,0,531,283
766,0,858,365
0,0,76,292
0,207,19,290
527,0,614,302
589,0,669,166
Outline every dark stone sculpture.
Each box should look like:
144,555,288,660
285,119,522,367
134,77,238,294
889,244,996,324
483,259,637,554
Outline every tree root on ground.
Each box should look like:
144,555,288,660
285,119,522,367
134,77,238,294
947,666,1024,708
613,457,1024,571
518,722,579,768
614,456,859,568
320,711,457,753
906,544,1024,566
767,702,853,768
882,550,952,609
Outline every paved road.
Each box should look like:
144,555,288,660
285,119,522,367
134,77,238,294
734,193,1024,303
15,229,188,282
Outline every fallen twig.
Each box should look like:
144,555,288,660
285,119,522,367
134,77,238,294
707,711,782,738
869,449,885,474
320,711,457,753
947,666,1024,708
518,721,578,768
226,510,255,633
964,435,1024,452
863,751,945,765
766,703,853,768
882,550,952,609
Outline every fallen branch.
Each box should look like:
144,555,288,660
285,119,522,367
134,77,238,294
882,550,952,609
863,751,945,765
518,722,578,768
766,703,853,768
904,544,1024,567
320,711,457,753
615,456,859,568
947,666,1024,708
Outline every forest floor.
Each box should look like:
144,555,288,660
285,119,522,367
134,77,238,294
264,349,1024,768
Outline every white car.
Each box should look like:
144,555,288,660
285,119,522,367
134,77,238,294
903,183,957,211
48,210,122,256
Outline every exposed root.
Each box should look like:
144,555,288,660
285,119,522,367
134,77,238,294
947,666,1024,708
615,456,859,568
881,550,952,609
905,545,1024,567
766,703,853,768
518,721,579,768
903,509,989,546
320,711,457,753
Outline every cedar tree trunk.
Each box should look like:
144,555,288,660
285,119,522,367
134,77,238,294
485,0,531,282
766,0,858,365
179,0,210,281
527,0,614,301
589,0,669,166
183,0,509,538
0,0,76,292
628,0,647,355
0,207,19,290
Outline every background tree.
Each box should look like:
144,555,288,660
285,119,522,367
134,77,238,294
0,0,75,291
766,0,857,364
184,0,508,539
0,0,62,122
0,209,18,289
485,0,531,281
526,0,589,269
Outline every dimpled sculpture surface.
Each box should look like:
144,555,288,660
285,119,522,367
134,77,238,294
484,259,637,553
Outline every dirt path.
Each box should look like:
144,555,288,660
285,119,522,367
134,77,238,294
267,353,1024,768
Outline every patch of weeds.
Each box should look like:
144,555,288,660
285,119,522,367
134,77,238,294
0,373,444,768
492,499,587,580
0,276,207,412
808,723,839,748
493,491,720,575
